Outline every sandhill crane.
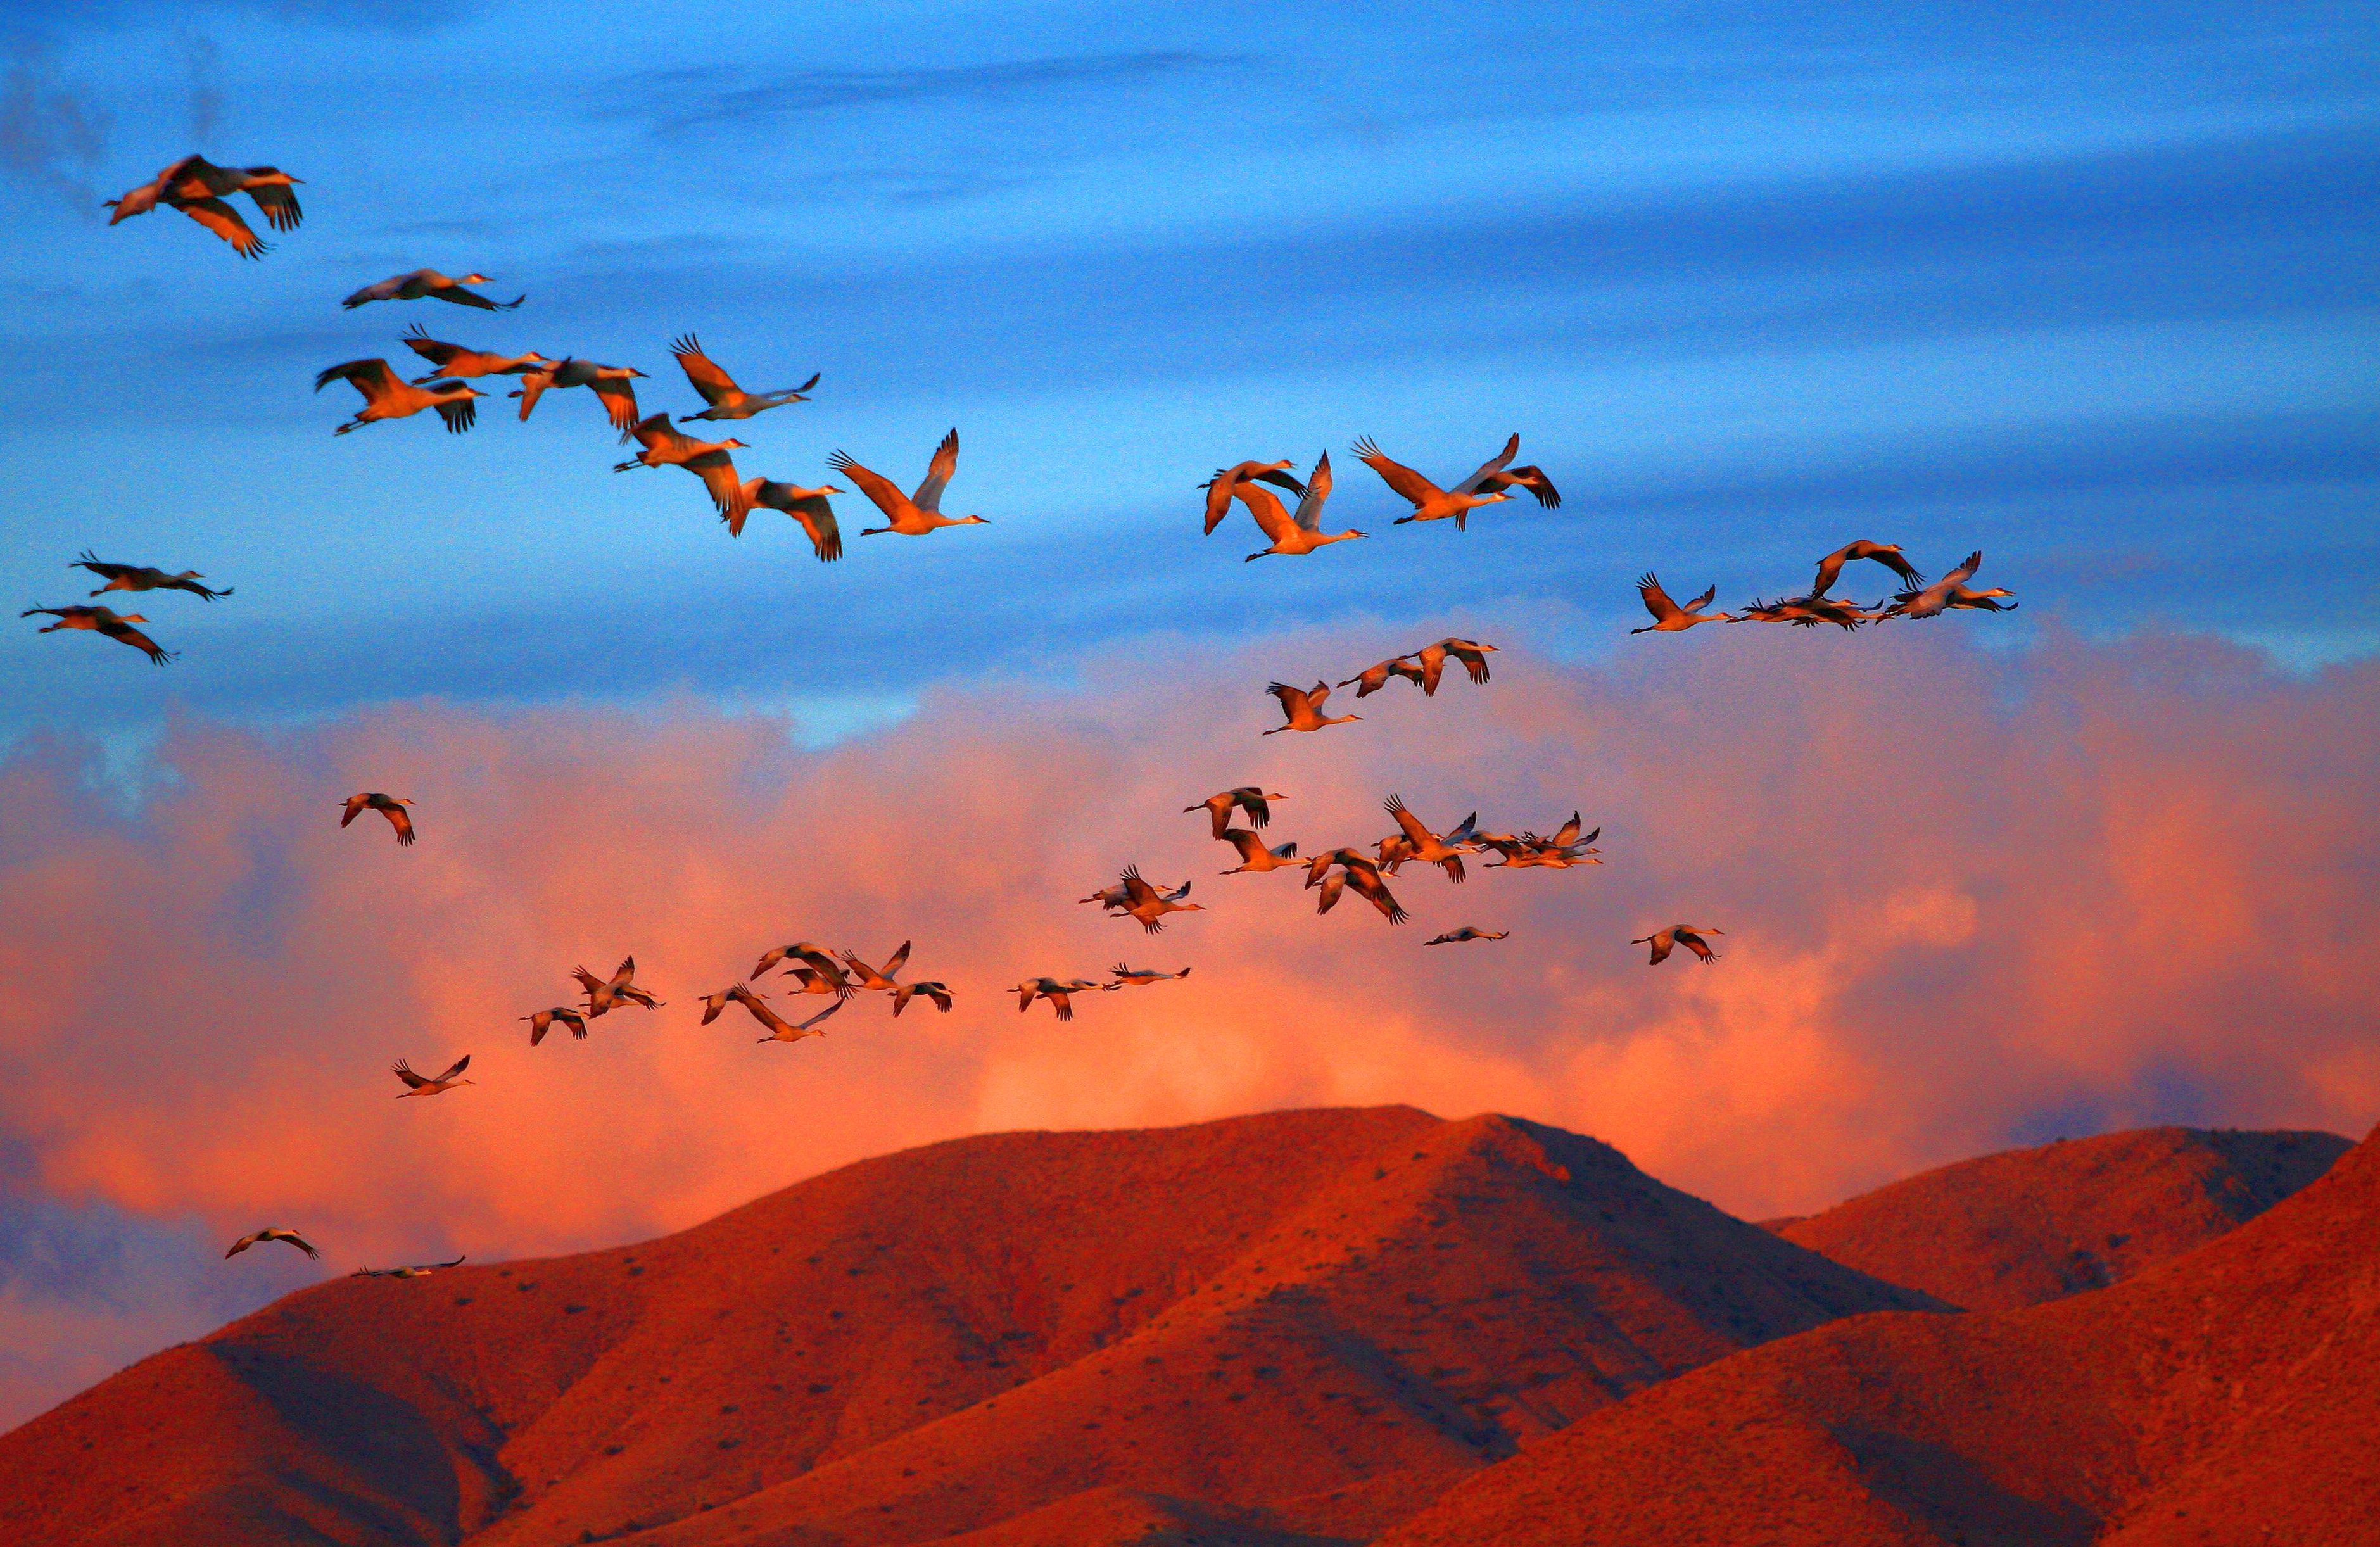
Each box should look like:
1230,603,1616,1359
1015,977,1102,1021
893,981,954,1017
71,552,232,602
752,941,844,980
1264,680,1359,735
353,1256,465,1279
1880,553,2013,619
1108,865,1206,933
783,964,854,1002
1218,830,1301,873
1425,927,1508,945
1186,786,1286,840
315,359,483,435
225,1228,319,1260
616,414,751,529
830,431,989,536
1809,541,1923,598
741,479,845,560
343,270,523,311
1481,812,1601,868
1351,435,1516,530
670,334,819,422
1633,574,1733,633
1110,963,1190,987
838,942,913,992
393,1054,473,1096
1471,462,1562,507
521,1006,589,1045
1635,925,1722,965
1382,796,1480,883
1082,873,1193,911
1232,452,1364,559
1307,850,1408,925
574,956,661,1015
734,983,843,1042
510,358,647,438
20,605,175,664
696,987,736,1025
401,324,550,382
338,791,415,845
1414,638,1497,695
1199,460,1305,534
1738,593,1877,630
1338,656,1424,698
106,155,300,258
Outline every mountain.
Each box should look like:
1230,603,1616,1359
1774,1125,2352,1310
1379,1118,2380,1547
0,1106,1929,1547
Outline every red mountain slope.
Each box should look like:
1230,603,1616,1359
0,1107,1928,1547
1379,1118,2380,1547
1774,1125,2350,1310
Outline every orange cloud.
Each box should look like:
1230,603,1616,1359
1,623,2374,1407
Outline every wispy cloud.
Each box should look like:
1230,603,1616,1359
630,49,1239,136
0,44,107,210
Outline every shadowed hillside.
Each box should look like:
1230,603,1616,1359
0,1106,1929,1547
1773,1125,2352,1310
1380,1119,2380,1547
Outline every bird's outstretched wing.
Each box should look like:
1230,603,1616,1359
913,429,959,511
826,452,909,519
1453,432,1519,495
1351,436,1442,507
1291,452,1333,531
670,334,740,405
433,1054,471,1083
177,196,267,259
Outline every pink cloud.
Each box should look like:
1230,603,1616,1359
1,623,2374,1424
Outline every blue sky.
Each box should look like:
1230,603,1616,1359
0,0,2372,745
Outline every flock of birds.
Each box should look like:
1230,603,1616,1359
60,153,2019,1276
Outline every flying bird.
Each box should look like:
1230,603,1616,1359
1339,655,1427,698
1109,963,1190,987
1199,459,1306,535
574,956,661,1014
343,270,523,310
1632,574,1733,633
401,324,550,382
615,414,752,530
338,792,416,846
225,1228,319,1260
670,334,819,422
1880,553,2013,619
1381,795,1481,883
1480,812,1601,869
892,981,954,1017
1737,593,1880,631
740,479,845,560
751,941,845,981
1635,925,1723,965
71,552,232,602
1186,786,1285,840
1263,680,1360,735
510,358,647,438
1469,462,1562,508
837,942,913,992
1218,829,1301,874
1230,452,1363,559
830,431,989,536
1108,865,1206,934
1305,849,1408,924
353,1256,466,1279
1413,638,1497,695
20,605,175,665
315,359,483,435
1082,873,1193,911
392,1054,474,1096
1351,434,1518,530
734,983,843,1043
1425,927,1508,945
1015,977,1103,1021
1809,541,1924,598
520,1006,589,1045
105,155,300,258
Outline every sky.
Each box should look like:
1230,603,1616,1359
0,0,2376,1429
